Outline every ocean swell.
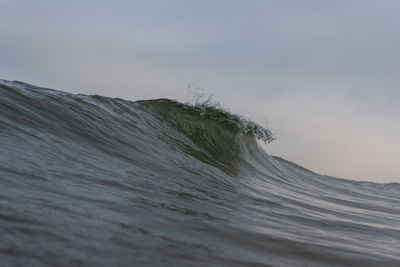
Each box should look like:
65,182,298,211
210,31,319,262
1,80,400,267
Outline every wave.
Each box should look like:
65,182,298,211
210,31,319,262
1,80,400,266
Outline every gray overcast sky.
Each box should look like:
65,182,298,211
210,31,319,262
1,0,399,182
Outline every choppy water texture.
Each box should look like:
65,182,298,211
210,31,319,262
1,80,400,267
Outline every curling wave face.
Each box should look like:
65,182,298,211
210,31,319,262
1,80,400,266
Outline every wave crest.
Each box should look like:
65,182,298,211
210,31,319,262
139,98,275,144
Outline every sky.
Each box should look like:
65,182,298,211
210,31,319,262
1,0,399,182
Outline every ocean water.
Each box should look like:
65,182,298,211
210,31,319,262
1,80,399,266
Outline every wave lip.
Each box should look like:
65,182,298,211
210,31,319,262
1,80,400,266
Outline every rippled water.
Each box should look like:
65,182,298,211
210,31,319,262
1,80,399,266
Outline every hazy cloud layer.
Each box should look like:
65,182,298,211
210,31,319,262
1,0,399,181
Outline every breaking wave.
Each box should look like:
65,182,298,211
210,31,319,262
1,80,399,266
